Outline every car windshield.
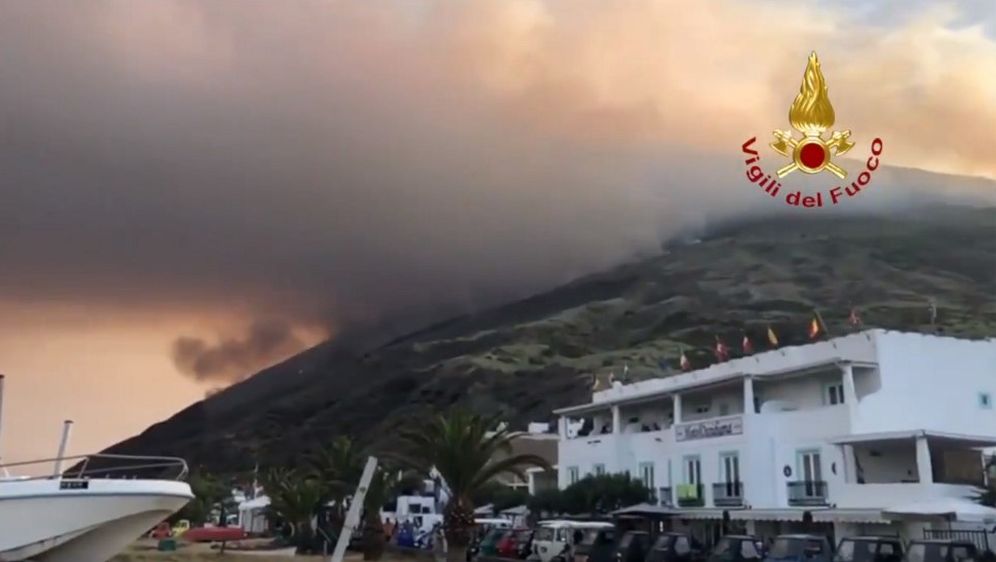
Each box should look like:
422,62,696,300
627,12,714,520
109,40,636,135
620,533,640,548
713,538,733,557
653,535,675,550
907,543,945,562
482,529,506,545
535,527,557,542
770,538,823,559
582,530,613,546
837,540,878,562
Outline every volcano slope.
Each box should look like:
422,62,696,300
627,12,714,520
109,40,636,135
106,207,996,472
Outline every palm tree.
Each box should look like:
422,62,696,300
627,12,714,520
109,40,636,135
308,436,365,531
263,468,326,553
175,471,229,526
360,468,425,561
397,410,552,562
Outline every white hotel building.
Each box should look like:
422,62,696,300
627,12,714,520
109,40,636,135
553,330,996,543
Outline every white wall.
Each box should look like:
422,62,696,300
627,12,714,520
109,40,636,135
856,332,996,435
854,442,917,483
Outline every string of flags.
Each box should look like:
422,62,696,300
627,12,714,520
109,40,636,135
593,300,940,386
672,305,888,371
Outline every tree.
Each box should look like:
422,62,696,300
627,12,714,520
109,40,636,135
174,471,229,526
262,468,326,553
527,474,652,516
471,481,530,512
308,436,366,531
397,410,552,562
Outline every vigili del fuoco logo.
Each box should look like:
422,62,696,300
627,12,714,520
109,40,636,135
741,52,883,208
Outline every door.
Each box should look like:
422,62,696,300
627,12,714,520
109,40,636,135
797,450,823,496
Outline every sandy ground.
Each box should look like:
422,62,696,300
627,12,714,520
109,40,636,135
110,539,358,561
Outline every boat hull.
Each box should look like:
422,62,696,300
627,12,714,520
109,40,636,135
0,478,193,562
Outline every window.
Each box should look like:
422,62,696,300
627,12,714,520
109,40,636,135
979,392,992,409
797,449,823,486
639,462,655,489
683,455,701,485
593,463,606,476
825,382,845,405
568,466,580,485
719,402,730,416
719,452,740,484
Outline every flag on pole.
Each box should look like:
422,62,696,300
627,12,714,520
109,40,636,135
679,349,691,371
767,326,779,347
742,333,754,355
848,307,862,328
714,336,730,362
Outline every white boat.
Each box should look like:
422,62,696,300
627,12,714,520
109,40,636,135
0,376,194,561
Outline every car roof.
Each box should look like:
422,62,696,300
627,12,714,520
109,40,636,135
723,535,759,540
842,536,902,541
778,534,826,540
910,540,974,545
539,520,614,528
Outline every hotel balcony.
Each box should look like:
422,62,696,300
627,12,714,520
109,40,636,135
677,484,705,507
787,480,828,506
713,482,744,507
655,486,674,507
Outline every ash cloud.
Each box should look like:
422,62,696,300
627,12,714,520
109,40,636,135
1,1,995,383
172,320,305,383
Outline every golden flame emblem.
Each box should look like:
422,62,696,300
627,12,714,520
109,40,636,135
770,52,854,178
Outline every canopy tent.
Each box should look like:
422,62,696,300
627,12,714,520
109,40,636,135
882,499,996,523
238,495,271,534
474,504,495,516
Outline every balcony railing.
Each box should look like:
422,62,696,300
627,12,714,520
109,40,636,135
676,483,704,507
787,480,828,506
656,486,673,507
713,481,744,507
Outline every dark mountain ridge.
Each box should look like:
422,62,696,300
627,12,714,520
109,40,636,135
107,206,996,472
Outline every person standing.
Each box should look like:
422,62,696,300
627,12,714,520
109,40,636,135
432,524,447,562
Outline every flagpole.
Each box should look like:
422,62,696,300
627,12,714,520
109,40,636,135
814,309,831,338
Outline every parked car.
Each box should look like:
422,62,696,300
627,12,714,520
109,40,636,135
481,528,515,557
499,529,534,559
709,535,764,562
574,528,618,562
532,520,615,562
763,535,832,562
834,537,903,562
646,532,706,562
904,540,978,562
612,530,651,562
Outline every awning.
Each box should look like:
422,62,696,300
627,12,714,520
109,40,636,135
611,503,679,517
830,430,996,448
669,509,805,521
883,499,996,523
811,509,889,524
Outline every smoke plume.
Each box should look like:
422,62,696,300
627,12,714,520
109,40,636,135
1,1,995,383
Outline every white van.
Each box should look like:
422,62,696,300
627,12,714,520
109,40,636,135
531,520,614,562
